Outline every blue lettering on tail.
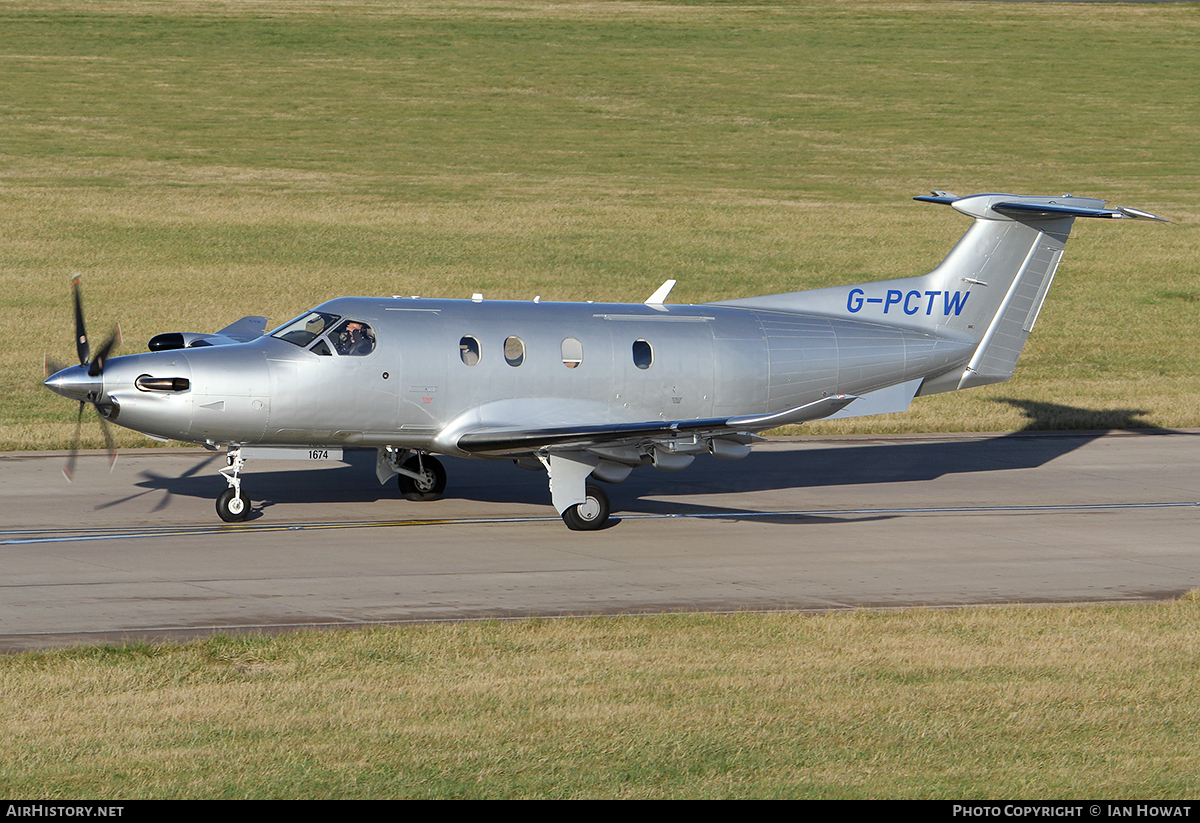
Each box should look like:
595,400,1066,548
847,289,969,316
943,290,970,316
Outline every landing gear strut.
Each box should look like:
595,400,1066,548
217,446,251,522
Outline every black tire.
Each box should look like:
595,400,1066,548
397,454,447,501
216,487,251,522
562,483,610,531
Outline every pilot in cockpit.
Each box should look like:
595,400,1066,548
333,320,375,356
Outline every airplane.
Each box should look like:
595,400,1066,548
44,191,1166,530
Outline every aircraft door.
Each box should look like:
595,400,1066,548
388,308,449,430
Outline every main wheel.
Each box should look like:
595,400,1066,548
397,454,447,501
216,487,251,522
562,483,610,531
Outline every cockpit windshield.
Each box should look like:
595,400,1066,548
271,312,341,348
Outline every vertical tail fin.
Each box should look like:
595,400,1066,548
912,192,1165,393
715,191,1166,395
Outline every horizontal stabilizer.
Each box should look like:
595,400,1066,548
993,201,1168,222
916,191,1168,223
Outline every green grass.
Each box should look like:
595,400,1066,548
3,602,1200,798
3,0,1200,449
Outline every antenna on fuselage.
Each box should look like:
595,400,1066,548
644,279,676,306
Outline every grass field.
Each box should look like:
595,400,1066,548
2,0,1199,449
3,602,1199,799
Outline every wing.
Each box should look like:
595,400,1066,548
213,315,270,342
446,394,857,458
148,316,270,352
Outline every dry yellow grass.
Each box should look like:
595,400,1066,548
3,602,1199,797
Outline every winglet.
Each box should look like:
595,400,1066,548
645,279,677,305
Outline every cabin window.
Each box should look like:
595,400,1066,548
310,339,332,357
459,335,481,366
561,337,583,369
632,339,653,369
330,320,376,356
504,336,525,367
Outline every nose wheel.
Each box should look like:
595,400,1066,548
216,486,251,522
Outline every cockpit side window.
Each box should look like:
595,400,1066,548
271,312,341,348
330,320,376,356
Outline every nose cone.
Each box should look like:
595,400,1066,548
45,364,103,403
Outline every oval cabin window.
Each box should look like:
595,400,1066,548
504,336,525,367
561,337,583,369
459,335,481,366
632,339,653,370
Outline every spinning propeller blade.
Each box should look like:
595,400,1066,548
57,274,121,480
72,272,89,367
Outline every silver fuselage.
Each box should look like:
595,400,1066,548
85,297,973,454
45,192,1166,527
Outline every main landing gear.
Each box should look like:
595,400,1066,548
378,447,447,502
538,452,613,531
561,482,610,531
396,453,446,502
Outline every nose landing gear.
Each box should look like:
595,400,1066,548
216,446,250,522
216,486,251,522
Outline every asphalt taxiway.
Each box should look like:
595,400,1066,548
2,430,1197,650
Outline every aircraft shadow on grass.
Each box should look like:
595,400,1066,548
125,400,1179,526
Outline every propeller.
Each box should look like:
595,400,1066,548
51,273,122,481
